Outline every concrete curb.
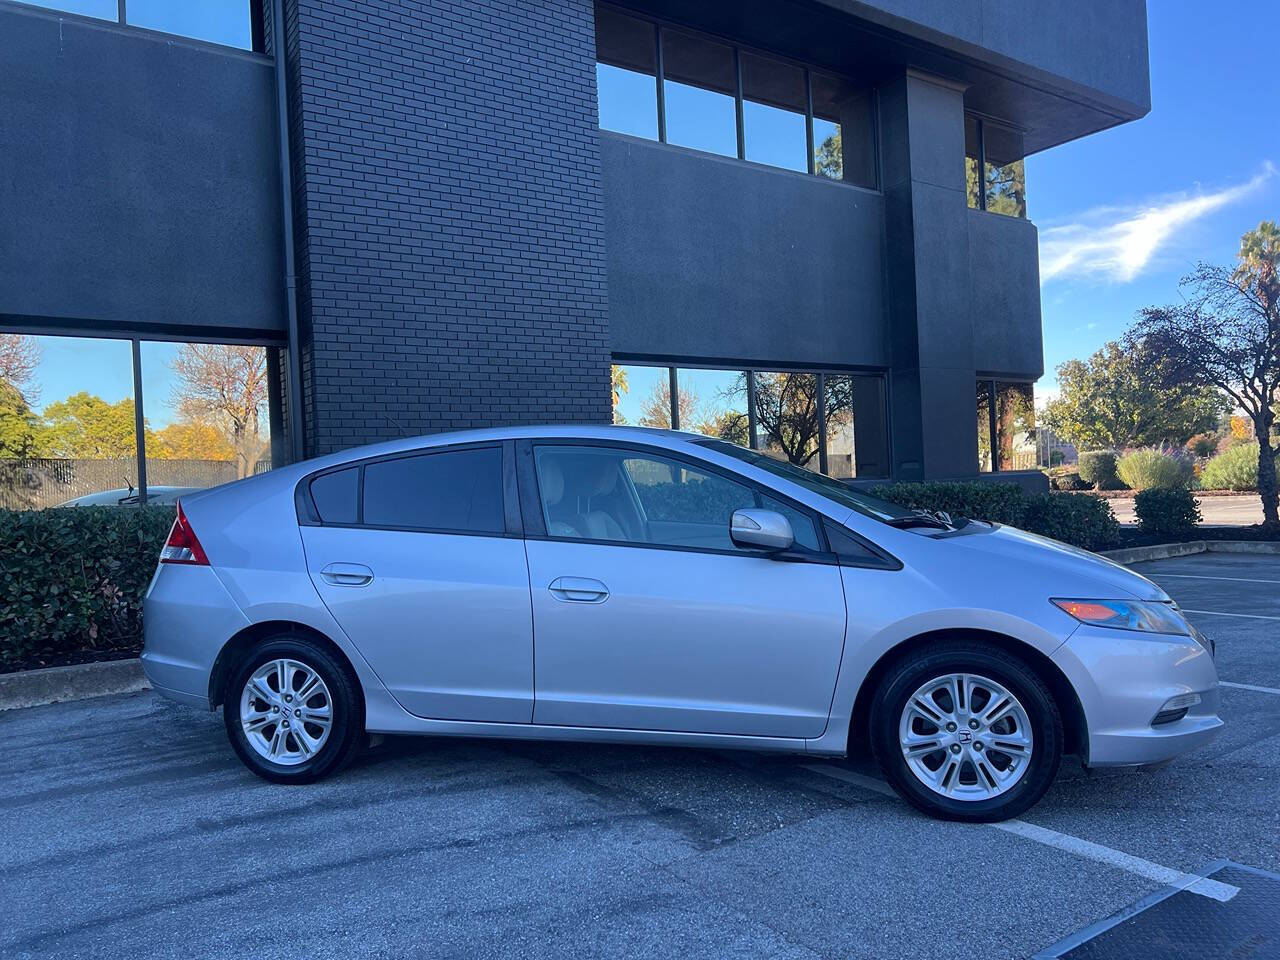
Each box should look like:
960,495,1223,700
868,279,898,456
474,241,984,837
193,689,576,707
0,658,150,711
1101,540,1280,565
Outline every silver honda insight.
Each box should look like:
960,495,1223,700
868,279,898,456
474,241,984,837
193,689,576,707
142,425,1221,821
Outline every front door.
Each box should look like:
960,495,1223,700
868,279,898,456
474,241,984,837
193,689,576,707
301,443,533,723
523,443,847,739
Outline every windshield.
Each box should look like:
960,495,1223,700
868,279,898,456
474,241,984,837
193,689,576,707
694,439,917,523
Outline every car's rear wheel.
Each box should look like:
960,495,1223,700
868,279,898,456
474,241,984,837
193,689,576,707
223,636,363,783
869,641,1062,822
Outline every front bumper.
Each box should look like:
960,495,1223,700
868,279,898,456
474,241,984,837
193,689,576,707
141,564,249,709
1053,625,1223,767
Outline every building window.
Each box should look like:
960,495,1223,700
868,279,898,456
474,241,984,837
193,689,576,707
0,332,280,509
976,379,1035,472
594,7,659,141
965,116,1027,218
17,0,262,52
594,4,877,188
612,362,889,479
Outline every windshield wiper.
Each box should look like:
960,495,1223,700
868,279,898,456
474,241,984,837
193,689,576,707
885,509,957,531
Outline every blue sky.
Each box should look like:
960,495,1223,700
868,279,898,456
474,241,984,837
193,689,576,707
1029,0,1279,402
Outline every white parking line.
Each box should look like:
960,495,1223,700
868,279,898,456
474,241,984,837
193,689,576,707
800,764,1240,902
1157,574,1280,585
1181,608,1280,621
1221,680,1280,695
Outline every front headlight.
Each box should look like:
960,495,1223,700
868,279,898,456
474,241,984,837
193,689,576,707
1051,598,1191,636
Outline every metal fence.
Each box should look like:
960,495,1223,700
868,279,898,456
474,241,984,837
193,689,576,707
0,458,269,509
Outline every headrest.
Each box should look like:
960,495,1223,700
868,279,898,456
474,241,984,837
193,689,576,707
540,458,565,505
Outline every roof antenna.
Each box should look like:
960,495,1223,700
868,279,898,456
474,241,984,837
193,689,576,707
383,413,414,438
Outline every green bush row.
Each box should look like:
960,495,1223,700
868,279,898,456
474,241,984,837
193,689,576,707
1133,488,1201,538
1199,442,1278,491
867,481,1121,551
0,506,174,672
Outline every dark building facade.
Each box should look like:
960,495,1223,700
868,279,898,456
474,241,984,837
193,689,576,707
0,0,1151,498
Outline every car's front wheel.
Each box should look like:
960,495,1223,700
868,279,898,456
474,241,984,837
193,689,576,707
869,641,1062,822
223,636,363,783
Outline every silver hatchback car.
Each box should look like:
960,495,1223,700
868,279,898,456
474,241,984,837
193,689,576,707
142,426,1221,821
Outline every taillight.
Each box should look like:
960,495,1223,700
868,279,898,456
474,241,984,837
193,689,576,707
160,501,209,565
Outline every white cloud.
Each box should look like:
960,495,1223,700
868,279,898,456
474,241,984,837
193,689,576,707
1039,164,1274,284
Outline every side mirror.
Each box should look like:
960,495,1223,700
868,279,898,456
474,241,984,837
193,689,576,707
730,508,794,552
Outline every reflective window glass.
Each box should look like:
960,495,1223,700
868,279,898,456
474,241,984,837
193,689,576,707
823,374,889,479
139,341,274,495
965,116,983,210
0,334,137,509
976,380,994,473
996,382,1036,470
595,8,658,140
675,368,749,445
812,72,875,187
611,364,670,427
983,123,1026,218
362,447,505,533
125,0,254,50
17,0,116,19
661,28,737,158
741,52,806,172
751,372,822,469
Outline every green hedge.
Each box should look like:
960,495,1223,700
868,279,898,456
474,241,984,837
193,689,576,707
869,481,1121,551
0,506,174,672
1116,448,1192,491
1077,450,1118,489
1199,442,1279,491
1134,488,1201,539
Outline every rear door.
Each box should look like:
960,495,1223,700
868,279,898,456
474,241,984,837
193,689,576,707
299,442,534,723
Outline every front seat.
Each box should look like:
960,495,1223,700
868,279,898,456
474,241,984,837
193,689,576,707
539,458,583,538
579,463,628,541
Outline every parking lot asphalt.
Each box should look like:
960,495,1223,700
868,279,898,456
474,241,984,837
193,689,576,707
2,553,1278,960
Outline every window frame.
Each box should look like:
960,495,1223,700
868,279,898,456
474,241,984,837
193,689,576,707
13,0,267,53
296,440,522,539
965,114,1026,218
975,378,1036,472
517,437,837,565
594,2,879,190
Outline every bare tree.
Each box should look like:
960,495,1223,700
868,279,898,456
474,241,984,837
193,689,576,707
1129,222,1280,527
638,378,701,431
0,334,40,403
171,344,269,478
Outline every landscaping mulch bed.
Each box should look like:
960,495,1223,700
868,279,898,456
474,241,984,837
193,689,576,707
1,643,141,676
1114,524,1280,548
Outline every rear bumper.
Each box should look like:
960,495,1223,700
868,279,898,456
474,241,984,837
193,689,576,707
141,564,249,709
1052,625,1222,767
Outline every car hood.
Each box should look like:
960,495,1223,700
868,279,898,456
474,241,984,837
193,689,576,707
936,523,1168,602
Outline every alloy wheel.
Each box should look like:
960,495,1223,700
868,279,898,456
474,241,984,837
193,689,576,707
239,658,334,766
898,672,1034,801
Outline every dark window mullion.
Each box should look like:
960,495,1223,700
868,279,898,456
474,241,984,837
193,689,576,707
986,379,999,471
668,367,680,430
816,372,828,474
131,337,147,504
654,23,667,143
746,370,759,450
118,0,126,24
733,47,745,160
804,68,815,176
976,118,987,212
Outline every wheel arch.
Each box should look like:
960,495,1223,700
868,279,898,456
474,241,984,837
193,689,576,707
847,628,1088,762
209,620,365,725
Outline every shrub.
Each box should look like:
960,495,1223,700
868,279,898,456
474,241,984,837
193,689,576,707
1134,488,1201,539
1049,471,1088,491
867,481,1025,526
1116,446,1193,491
1048,450,1066,467
1199,442,1279,491
0,506,174,672
1077,450,1118,489
1186,432,1219,459
1021,493,1121,551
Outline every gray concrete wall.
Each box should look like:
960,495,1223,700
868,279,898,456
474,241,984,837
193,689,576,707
602,134,888,369
968,209,1043,379
0,5,283,339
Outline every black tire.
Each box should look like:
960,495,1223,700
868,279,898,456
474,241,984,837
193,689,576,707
223,635,363,784
869,640,1062,822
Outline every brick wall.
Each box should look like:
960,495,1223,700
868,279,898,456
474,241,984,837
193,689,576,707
280,0,611,456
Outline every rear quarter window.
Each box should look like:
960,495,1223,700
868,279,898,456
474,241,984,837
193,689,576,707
309,468,359,524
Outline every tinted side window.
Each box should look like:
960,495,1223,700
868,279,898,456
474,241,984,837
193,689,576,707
310,468,359,524
362,447,504,534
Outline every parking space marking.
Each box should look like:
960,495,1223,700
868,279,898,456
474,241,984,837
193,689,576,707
1156,574,1280,585
1181,608,1280,621
800,764,1241,902
1220,680,1280,695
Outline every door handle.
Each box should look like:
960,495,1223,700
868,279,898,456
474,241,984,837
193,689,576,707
548,576,609,603
320,562,374,587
